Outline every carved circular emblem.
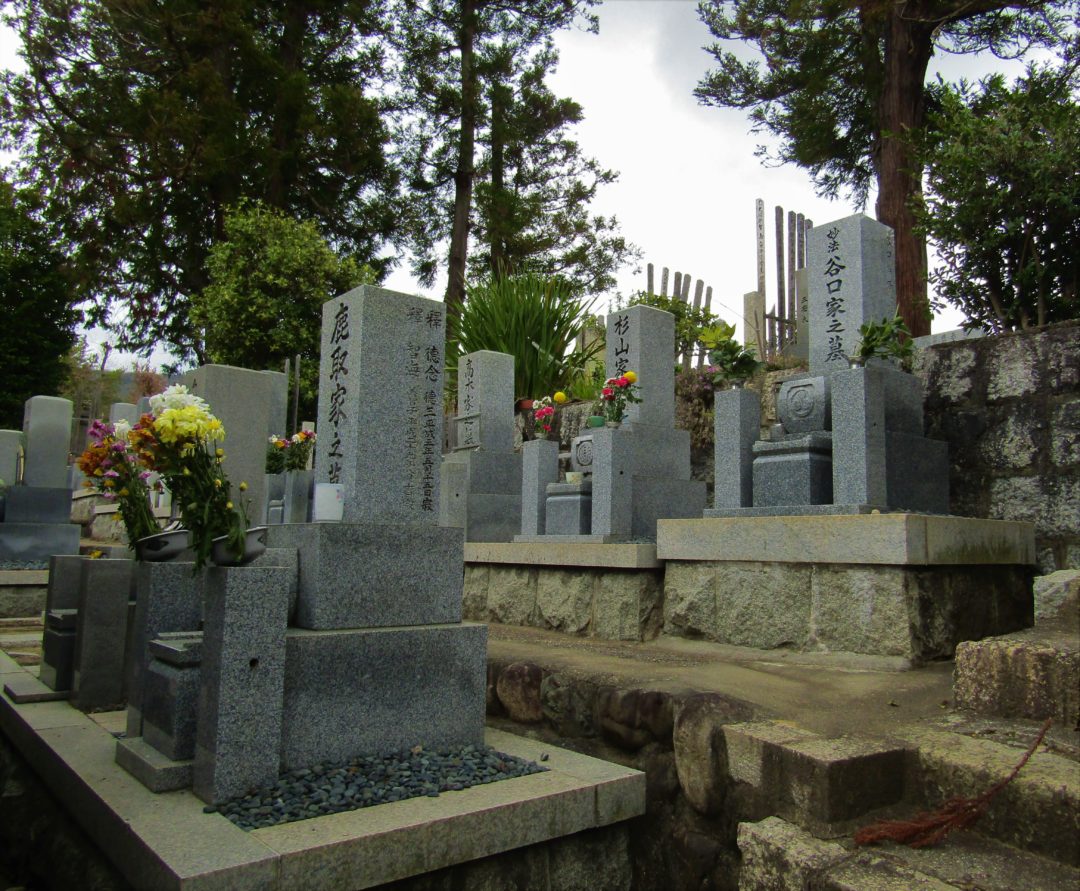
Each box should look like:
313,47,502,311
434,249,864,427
788,386,814,418
575,439,594,467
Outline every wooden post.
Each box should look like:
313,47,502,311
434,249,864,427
787,210,797,342
774,205,786,331
647,262,654,295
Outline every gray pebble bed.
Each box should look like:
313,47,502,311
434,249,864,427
204,744,548,830
0,560,48,570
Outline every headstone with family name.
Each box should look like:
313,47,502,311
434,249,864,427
519,305,705,541
708,214,948,516
808,213,896,376
439,351,522,541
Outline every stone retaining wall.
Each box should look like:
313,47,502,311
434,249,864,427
916,321,1080,572
464,564,663,642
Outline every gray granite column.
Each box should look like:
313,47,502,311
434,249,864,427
591,427,633,537
712,387,761,509
0,430,23,484
193,565,289,805
126,562,204,738
831,366,888,508
519,439,559,536
72,559,135,711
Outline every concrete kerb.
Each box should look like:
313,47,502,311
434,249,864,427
0,650,645,891
467,541,660,569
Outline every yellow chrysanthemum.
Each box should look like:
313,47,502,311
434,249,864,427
553,391,568,404
623,370,637,383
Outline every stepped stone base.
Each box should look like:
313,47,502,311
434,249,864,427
280,622,487,769
954,630,1079,728
659,514,1036,661
738,816,1080,891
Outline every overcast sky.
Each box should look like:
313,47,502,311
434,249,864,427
3,0,1039,368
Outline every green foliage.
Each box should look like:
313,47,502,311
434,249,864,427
59,339,122,449
854,311,914,369
916,65,1079,331
625,291,718,361
700,321,760,385
452,273,602,402
674,368,716,454
191,201,375,420
2,0,397,360
0,179,79,428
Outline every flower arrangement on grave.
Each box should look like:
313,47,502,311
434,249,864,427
76,418,160,547
852,310,914,370
599,370,641,424
134,385,251,569
701,322,760,387
532,396,555,439
265,430,317,473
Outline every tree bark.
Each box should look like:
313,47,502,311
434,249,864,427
445,0,477,335
875,5,934,337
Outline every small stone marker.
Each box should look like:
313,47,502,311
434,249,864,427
316,285,445,525
454,351,514,452
108,402,140,428
0,430,23,484
807,213,896,376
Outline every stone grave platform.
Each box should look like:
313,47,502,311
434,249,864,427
463,541,665,642
0,648,644,891
658,513,1036,662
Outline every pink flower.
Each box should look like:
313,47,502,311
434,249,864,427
602,387,614,399
103,469,120,478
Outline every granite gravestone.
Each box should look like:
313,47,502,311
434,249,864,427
0,396,80,561
519,305,705,540
439,350,522,541
182,364,287,534
708,214,949,516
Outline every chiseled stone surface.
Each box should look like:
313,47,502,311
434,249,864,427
593,571,663,642
193,565,290,805
535,570,593,633
486,566,537,626
268,522,463,630
662,562,716,639
462,564,490,620
673,693,755,816
467,542,660,569
714,563,812,649
142,655,202,761
737,816,847,891
809,565,911,657
280,622,486,767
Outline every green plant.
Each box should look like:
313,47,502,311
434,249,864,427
700,321,760,386
451,273,603,402
624,291,717,361
854,311,914,369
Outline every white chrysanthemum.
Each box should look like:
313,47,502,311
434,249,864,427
149,384,210,415
112,419,131,439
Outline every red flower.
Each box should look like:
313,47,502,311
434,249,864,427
602,387,614,399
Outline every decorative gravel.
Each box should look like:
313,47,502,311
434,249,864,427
204,744,549,831
0,560,48,570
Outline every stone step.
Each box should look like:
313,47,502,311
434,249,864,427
709,721,910,834
737,816,1080,891
899,726,1080,867
954,628,1079,728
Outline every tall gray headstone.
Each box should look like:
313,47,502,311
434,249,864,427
0,430,23,484
316,285,445,525
455,351,514,452
22,396,73,488
807,213,896,376
183,365,287,531
604,305,675,428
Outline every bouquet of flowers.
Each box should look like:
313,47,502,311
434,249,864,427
76,419,160,547
136,385,249,569
266,430,317,473
532,396,555,439
599,371,641,423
